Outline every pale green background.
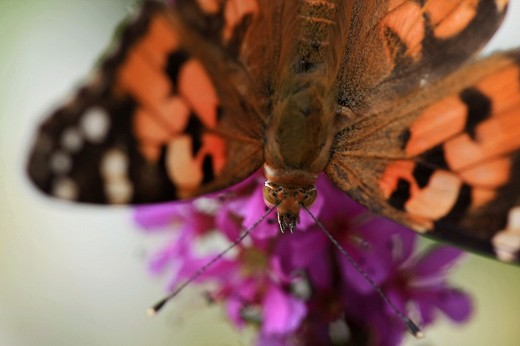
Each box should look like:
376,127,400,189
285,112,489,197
0,1,519,345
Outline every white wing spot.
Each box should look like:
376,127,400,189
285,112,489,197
52,178,78,200
50,151,72,174
101,149,128,177
492,206,520,262
61,127,83,152
100,149,133,204
80,107,110,143
104,176,133,204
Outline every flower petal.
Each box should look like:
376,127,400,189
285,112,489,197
306,252,333,290
413,246,465,278
276,228,328,270
418,287,473,323
133,202,183,229
241,185,279,239
215,206,242,240
338,244,388,294
436,288,473,322
256,333,289,346
261,285,307,335
360,218,416,270
227,297,246,329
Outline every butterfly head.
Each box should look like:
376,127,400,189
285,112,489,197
263,181,317,233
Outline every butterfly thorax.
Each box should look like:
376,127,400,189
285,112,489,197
263,71,336,232
259,0,344,232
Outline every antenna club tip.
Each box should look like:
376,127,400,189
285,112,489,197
146,308,157,317
404,318,423,339
415,331,425,339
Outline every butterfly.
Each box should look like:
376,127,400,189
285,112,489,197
27,0,520,264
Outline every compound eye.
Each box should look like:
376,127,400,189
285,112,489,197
263,185,278,207
302,188,317,207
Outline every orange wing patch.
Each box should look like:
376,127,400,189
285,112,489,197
167,133,226,197
196,0,220,14
381,0,481,62
131,13,181,67
380,61,520,228
459,157,511,187
117,14,178,108
379,160,463,228
223,0,259,43
178,59,220,127
133,97,190,161
425,0,478,39
381,1,424,64
477,64,520,116
195,0,259,35
379,0,505,70
444,115,520,171
405,95,467,156
27,0,265,205
117,12,227,196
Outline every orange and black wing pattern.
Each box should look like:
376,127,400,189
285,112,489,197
388,52,520,263
328,0,520,263
27,0,265,204
336,0,508,113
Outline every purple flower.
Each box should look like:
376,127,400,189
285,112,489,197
388,246,472,325
340,244,472,346
134,171,472,345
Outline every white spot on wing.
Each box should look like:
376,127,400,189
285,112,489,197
101,149,128,177
100,149,133,204
104,176,133,204
50,151,72,174
80,107,110,143
61,128,83,152
492,206,520,262
419,73,430,87
508,206,520,228
52,178,78,200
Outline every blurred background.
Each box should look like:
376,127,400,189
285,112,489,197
0,1,519,345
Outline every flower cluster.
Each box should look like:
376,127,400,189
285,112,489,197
134,172,472,346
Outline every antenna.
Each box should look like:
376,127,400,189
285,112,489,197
303,206,424,339
147,205,277,316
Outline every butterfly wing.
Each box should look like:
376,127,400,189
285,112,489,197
27,0,267,204
329,49,520,263
336,0,508,113
328,0,520,263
